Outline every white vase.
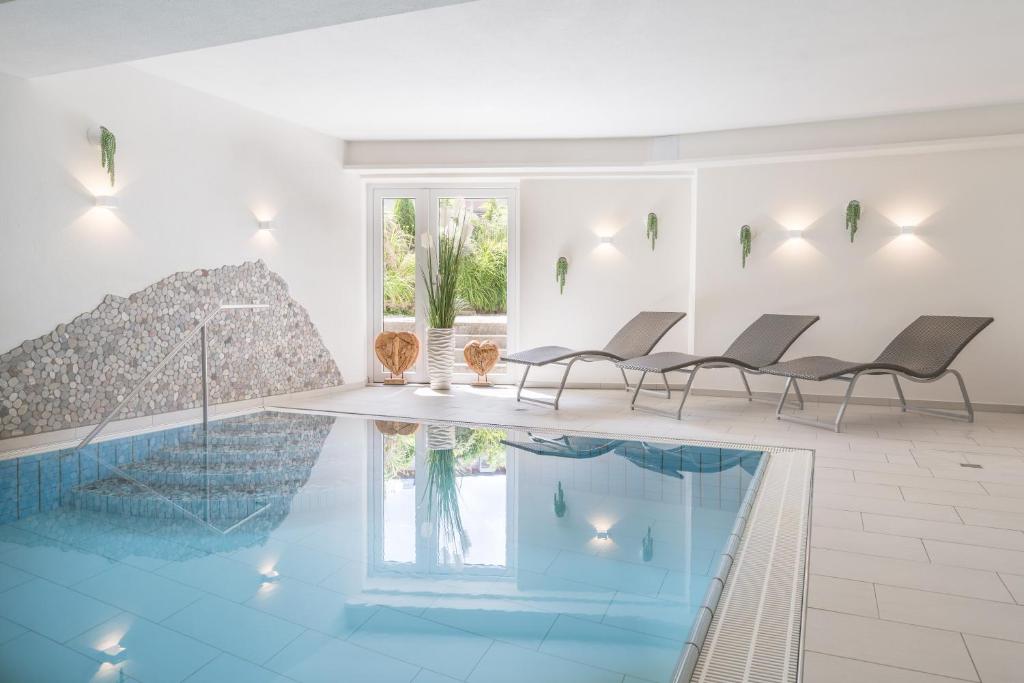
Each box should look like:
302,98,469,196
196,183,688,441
427,328,454,390
426,424,456,450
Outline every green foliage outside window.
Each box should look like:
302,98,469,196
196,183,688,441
382,198,508,317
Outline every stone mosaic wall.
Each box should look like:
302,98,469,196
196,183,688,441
0,261,342,440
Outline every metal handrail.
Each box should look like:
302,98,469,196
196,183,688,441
74,303,269,453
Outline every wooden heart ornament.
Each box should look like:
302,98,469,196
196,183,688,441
463,340,500,385
374,331,420,384
374,420,420,436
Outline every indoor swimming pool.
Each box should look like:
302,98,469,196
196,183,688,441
0,411,765,683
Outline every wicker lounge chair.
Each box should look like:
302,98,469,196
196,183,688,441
616,314,820,419
502,311,686,409
761,315,993,432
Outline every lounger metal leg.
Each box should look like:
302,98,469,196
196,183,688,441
892,375,907,411
778,374,861,432
622,367,671,398
900,370,975,423
741,369,803,409
515,360,577,410
675,367,699,419
630,371,648,409
632,367,697,420
775,377,794,417
738,369,753,401
515,365,531,403
832,374,862,432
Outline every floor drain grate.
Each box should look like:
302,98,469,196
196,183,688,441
960,463,983,468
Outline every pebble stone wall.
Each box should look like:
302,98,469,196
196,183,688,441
0,260,343,440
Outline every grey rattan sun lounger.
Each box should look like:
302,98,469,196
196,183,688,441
502,311,686,409
761,315,993,432
616,314,820,419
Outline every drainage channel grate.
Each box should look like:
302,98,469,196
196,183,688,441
687,449,813,683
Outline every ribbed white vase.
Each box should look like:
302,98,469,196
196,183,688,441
426,424,456,451
427,328,454,390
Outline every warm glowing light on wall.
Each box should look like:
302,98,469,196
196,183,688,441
900,225,916,235
599,235,614,245
595,530,611,541
786,228,804,239
257,220,275,231
94,195,119,210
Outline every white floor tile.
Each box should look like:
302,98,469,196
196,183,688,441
876,585,1024,643
807,575,878,618
861,514,1024,552
802,651,976,682
812,527,928,561
963,634,1024,683
810,549,1012,602
803,608,978,681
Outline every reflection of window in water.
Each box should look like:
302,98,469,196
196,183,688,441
447,428,507,568
383,433,416,564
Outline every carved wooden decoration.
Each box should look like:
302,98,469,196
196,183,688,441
374,420,420,436
374,331,420,384
463,340,500,386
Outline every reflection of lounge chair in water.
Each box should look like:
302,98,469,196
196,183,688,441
502,434,762,478
628,442,762,478
501,433,625,459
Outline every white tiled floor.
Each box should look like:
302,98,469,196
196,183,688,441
275,384,1024,683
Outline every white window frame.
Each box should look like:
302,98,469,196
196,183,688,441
367,184,520,385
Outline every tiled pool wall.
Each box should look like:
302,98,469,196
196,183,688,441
0,423,198,524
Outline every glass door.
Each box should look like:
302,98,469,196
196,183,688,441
371,187,517,385
431,189,516,384
372,189,429,384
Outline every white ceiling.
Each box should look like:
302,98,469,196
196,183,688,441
19,0,1024,141
0,0,474,76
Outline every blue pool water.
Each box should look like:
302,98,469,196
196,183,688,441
0,411,763,683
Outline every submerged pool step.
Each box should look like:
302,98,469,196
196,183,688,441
69,476,306,521
66,410,336,524
117,457,317,487
148,443,324,463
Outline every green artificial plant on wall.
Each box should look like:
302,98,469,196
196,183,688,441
845,200,861,242
739,225,752,268
646,212,658,250
556,257,568,294
99,126,116,187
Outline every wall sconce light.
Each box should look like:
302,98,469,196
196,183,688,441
595,530,610,541
899,225,915,235
786,228,803,239
94,195,119,210
599,235,614,244
257,220,275,231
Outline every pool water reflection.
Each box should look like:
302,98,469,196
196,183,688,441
0,411,763,683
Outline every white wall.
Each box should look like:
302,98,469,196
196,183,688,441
518,178,692,384
693,147,1022,406
0,66,366,384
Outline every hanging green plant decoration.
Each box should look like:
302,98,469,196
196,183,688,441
99,126,116,187
553,481,567,518
646,212,658,250
555,257,568,294
845,200,861,243
739,225,752,268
